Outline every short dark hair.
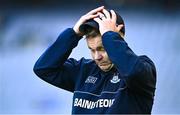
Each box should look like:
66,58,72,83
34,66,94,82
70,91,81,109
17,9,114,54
80,9,125,37
84,24,124,39
85,27,100,38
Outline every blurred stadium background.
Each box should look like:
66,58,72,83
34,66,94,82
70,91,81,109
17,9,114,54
0,0,180,114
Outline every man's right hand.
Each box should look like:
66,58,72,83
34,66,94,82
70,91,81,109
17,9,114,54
73,6,104,36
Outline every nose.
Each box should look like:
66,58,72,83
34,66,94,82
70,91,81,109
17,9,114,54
94,51,103,61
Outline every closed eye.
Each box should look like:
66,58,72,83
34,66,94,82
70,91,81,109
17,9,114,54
88,46,105,52
97,47,105,51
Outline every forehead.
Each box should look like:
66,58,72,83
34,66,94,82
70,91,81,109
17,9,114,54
86,36,103,49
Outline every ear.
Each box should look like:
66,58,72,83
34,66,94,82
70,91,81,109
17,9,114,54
118,31,124,39
117,24,124,38
117,24,124,31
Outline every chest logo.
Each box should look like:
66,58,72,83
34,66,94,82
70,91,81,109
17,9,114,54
85,76,97,84
110,74,120,83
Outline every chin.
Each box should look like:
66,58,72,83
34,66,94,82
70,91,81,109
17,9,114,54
100,64,114,72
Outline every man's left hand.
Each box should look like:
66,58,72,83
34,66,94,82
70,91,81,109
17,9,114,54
94,9,123,35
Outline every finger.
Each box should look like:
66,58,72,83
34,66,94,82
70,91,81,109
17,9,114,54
102,9,110,19
86,13,99,20
87,6,104,15
110,10,117,23
94,17,102,24
97,12,105,20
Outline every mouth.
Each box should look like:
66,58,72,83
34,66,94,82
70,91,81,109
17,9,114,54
98,62,114,72
99,62,109,66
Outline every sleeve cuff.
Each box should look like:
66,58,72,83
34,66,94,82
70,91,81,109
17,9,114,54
102,31,124,41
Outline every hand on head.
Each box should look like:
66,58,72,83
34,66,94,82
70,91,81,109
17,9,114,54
94,9,124,35
73,6,124,36
73,6,104,36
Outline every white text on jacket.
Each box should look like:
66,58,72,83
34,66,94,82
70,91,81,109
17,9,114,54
74,98,115,109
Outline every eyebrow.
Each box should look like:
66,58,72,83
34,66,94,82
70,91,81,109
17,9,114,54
88,46,104,50
88,46,92,49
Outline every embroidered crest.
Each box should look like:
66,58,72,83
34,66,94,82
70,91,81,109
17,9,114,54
110,74,120,83
85,76,97,84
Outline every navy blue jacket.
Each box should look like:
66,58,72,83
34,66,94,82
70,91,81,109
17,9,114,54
33,28,156,114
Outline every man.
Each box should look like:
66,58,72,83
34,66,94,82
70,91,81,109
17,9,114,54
33,6,156,114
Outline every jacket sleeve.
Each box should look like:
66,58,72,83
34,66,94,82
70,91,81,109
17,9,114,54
102,31,156,98
33,28,82,92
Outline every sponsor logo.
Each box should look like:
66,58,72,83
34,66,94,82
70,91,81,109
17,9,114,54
85,76,97,84
74,98,115,109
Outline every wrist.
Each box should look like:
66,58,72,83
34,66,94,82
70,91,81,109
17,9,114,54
73,27,83,37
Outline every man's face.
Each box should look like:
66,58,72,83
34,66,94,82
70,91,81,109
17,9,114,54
86,35,113,72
